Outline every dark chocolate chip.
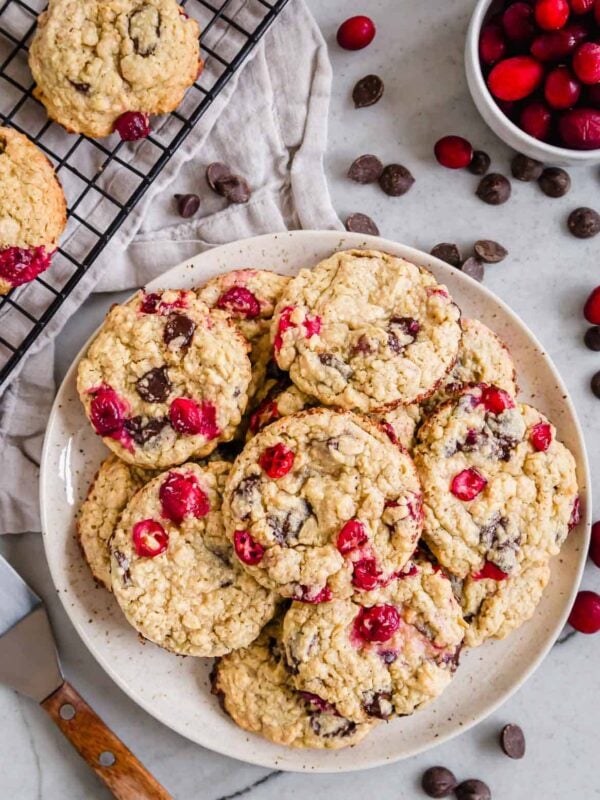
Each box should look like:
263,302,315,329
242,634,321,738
70,80,90,93
348,154,384,184
345,213,379,236
379,163,415,197
379,649,397,664
216,174,252,204
421,766,458,798
511,153,543,182
136,365,171,403
163,313,195,348
174,193,200,218
124,416,167,445
468,150,491,176
129,7,161,56
591,370,600,398
538,166,571,198
461,257,485,282
352,74,384,108
568,207,600,239
431,242,462,268
584,326,600,351
455,779,492,800
473,239,508,263
206,162,232,191
113,550,131,587
476,173,511,205
500,723,526,759
362,691,393,719
318,352,353,380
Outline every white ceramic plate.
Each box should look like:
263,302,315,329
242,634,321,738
40,231,590,773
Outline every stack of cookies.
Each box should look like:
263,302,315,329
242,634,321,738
76,249,580,750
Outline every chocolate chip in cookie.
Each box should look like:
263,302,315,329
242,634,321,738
136,366,171,403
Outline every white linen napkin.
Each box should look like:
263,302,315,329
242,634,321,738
0,0,341,533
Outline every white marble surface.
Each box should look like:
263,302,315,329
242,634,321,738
1,0,599,797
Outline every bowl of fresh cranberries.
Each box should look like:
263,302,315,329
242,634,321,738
466,0,600,164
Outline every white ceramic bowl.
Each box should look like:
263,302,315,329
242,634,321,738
465,0,600,165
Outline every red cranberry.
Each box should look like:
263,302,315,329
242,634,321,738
249,399,279,433
530,421,553,451
169,398,220,438
488,56,544,101
258,443,295,478
132,519,169,558
570,0,593,13
568,590,600,633
590,521,600,568
0,245,52,288
569,496,581,531
114,111,151,141
520,100,553,139
535,0,570,30
336,15,376,50
573,42,600,84
159,471,210,524
352,559,382,590
451,468,487,501
530,24,587,61
472,561,509,581
380,421,398,445
274,305,295,352
233,530,265,565
295,585,333,603
298,692,337,714
480,23,507,66
354,604,401,643
140,291,187,315
545,66,581,108
215,286,260,319
596,0,600,24
337,519,368,554
584,286,600,323
480,385,516,413
89,385,127,436
434,135,473,169
303,314,322,338
503,2,536,42
559,107,600,148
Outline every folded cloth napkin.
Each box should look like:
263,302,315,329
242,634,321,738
0,0,341,534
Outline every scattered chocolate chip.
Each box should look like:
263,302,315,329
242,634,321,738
461,257,485,282
500,723,526,759
538,167,571,198
379,163,415,197
584,326,600,351
421,766,457,798
568,207,600,239
136,366,171,403
345,212,379,236
216,175,252,204
511,153,543,182
352,74,384,108
591,370,600,398
163,313,195,348
467,150,490,176
124,416,167,445
174,193,200,218
473,239,508,263
430,243,462,268
70,80,90,93
206,162,232,191
348,154,384,183
455,779,491,800
476,173,511,205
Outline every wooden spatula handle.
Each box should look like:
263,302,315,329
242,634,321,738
41,681,172,800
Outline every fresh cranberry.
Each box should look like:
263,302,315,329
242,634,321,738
274,305,295,352
570,0,593,13
337,519,368,554
530,421,553,451
303,314,322,338
558,107,600,148
595,0,600,24
216,286,260,319
480,23,507,66
530,23,587,61
590,521,600,568
233,530,264,565
488,56,544,101
352,559,382,590
336,15,376,50
159,472,210,524
472,561,509,580
169,398,220,438
113,111,151,141
249,399,279,433
568,590,600,633
132,519,169,558
545,66,581,108
584,286,600,323
295,585,333,603
451,468,487,501
259,443,295,478
573,42,600,84
535,0,570,30
354,604,401,643
434,135,473,169
520,100,553,139
569,496,581,530
585,83,600,108
503,2,536,42
480,385,515,414
0,246,52,288
89,385,127,436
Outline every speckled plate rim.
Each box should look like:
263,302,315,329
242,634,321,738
40,230,591,773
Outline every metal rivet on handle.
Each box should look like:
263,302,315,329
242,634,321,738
59,703,76,720
99,751,116,767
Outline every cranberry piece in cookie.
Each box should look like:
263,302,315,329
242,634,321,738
233,530,265,565
89,385,128,436
354,604,401,643
471,561,509,581
480,385,515,414
169,397,220,438
337,519,368,554
259,443,295,478
352,559,383,590
530,421,552,451
451,468,487,501
216,286,261,318
159,471,210,524
132,519,169,558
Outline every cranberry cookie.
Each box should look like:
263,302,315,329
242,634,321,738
223,407,423,602
211,618,378,749
0,126,66,294
77,289,252,469
29,0,201,138
282,560,466,723
110,461,279,656
271,249,462,411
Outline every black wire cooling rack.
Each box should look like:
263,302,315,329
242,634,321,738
0,0,290,387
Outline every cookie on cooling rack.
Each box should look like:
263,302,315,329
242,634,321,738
0,126,66,295
28,0,201,138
